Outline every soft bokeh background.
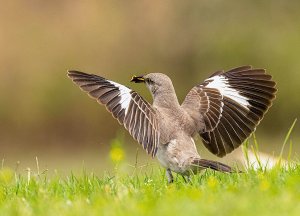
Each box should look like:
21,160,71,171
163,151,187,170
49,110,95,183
1,1,299,174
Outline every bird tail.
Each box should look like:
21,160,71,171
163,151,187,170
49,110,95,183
192,158,237,173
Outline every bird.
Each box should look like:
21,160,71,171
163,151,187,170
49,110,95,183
67,66,276,183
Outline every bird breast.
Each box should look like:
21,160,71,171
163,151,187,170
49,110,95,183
156,107,196,143
156,137,199,174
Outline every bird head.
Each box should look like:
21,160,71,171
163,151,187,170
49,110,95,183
131,73,173,96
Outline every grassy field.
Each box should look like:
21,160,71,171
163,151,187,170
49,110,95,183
1,162,300,216
1,124,299,216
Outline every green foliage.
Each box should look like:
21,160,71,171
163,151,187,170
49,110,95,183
1,122,298,215
0,165,300,216
0,168,13,186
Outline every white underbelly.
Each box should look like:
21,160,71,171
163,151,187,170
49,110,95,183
156,150,183,173
156,139,198,174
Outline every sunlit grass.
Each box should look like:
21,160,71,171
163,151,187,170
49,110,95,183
0,123,298,216
1,165,300,216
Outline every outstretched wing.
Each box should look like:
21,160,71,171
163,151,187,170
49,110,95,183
182,66,277,157
68,70,159,157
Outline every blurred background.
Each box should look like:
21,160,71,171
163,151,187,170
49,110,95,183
0,0,299,174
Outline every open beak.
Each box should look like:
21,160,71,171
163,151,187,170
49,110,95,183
131,75,145,83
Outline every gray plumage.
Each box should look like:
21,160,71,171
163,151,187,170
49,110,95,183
68,66,276,183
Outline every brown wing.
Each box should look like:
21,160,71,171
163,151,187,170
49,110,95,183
67,70,159,157
182,66,277,157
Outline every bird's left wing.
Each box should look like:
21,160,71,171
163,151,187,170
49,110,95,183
68,70,159,157
182,66,276,157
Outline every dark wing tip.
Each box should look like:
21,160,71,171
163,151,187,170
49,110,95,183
67,69,80,75
67,70,90,78
217,151,227,158
227,65,253,73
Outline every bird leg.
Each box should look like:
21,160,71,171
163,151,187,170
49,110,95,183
166,168,174,183
181,175,191,183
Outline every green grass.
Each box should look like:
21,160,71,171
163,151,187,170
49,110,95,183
1,121,299,216
1,164,300,216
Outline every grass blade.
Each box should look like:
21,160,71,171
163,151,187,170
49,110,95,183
279,118,297,161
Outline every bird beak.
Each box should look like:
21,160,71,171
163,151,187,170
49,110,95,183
131,75,145,83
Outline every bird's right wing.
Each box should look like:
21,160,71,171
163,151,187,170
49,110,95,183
68,70,159,157
182,66,276,157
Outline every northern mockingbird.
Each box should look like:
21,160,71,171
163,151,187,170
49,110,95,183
68,66,276,183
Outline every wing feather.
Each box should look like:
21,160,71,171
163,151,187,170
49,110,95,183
182,66,276,157
68,70,160,157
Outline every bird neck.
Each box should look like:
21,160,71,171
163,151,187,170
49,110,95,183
152,87,180,109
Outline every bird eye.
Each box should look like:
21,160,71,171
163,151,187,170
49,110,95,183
146,78,154,84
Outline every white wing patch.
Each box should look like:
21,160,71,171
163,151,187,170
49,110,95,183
68,70,160,157
206,75,250,109
108,80,132,114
